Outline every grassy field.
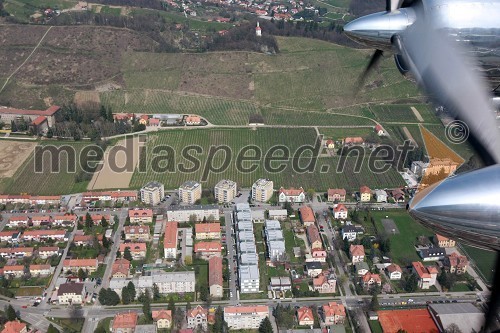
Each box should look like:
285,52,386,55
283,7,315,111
369,320,384,333
461,245,495,284
0,142,100,195
4,0,77,22
129,127,405,190
371,210,434,265
369,104,441,124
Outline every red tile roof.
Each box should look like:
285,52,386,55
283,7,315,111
32,115,47,126
344,137,364,144
2,320,27,333
208,256,223,287
362,272,381,283
63,258,98,268
112,258,130,276
299,206,315,223
164,222,178,249
112,312,138,329
360,186,371,194
124,226,150,235
0,105,60,116
194,241,221,253
412,261,437,278
323,302,345,318
327,188,346,196
119,242,146,252
224,305,269,314
297,307,314,323
187,305,207,318
195,222,220,234
128,209,153,218
307,225,322,249
349,244,365,257
386,263,402,273
334,204,347,213
152,309,172,321
279,187,304,196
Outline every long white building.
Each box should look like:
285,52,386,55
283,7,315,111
235,203,260,293
224,305,269,330
166,205,219,222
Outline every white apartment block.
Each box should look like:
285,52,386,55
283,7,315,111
239,265,260,293
251,179,274,202
136,271,196,295
224,306,269,330
57,283,85,305
140,181,165,205
178,181,202,204
214,179,237,203
166,205,219,222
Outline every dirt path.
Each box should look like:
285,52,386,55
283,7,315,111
411,106,424,122
0,26,53,94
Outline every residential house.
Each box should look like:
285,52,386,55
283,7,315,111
31,215,51,227
362,273,382,289
140,181,165,206
224,306,269,330
53,214,78,226
2,266,25,278
163,222,178,259
333,204,348,219
111,259,131,279
355,262,369,276
129,209,153,224
297,307,314,326
208,256,223,298
214,179,237,203
344,137,364,145
278,187,305,203
89,214,112,226
412,261,438,289
0,231,19,243
185,115,201,125
58,283,85,305
0,247,34,259
419,247,446,261
434,234,456,248
195,222,221,240
119,243,147,260
327,188,346,202
1,321,27,333
341,225,364,242
38,246,59,259
124,226,151,242
194,241,221,260
73,235,94,246
269,277,292,294
308,248,327,263
374,189,388,203
251,179,274,202
139,114,149,125
359,186,371,202
375,124,385,136
22,230,66,242
112,312,138,333
178,181,202,204
445,252,469,274
29,264,51,277
268,209,288,221
152,310,172,330
63,259,98,273
299,206,316,227
391,189,405,203
322,302,346,325
187,306,208,330
325,139,335,149
313,271,336,294
349,245,365,264
386,264,403,280
306,225,322,250
306,262,323,278
7,216,29,228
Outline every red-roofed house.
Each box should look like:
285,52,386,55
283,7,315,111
375,124,385,136
164,222,178,259
386,263,403,280
128,209,153,224
187,305,208,329
434,234,456,248
362,273,382,289
139,114,149,126
0,231,18,243
333,204,348,219
31,115,48,135
53,214,78,226
327,188,346,202
119,243,146,260
313,271,336,294
73,235,94,246
2,265,25,278
185,115,201,125
7,216,29,228
412,261,438,289
29,264,51,276
349,245,365,263
112,312,138,333
209,256,223,298
299,206,315,226
445,252,468,275
149,118,160,126
195,222,221,240
0,105,60,127
31,215,51,227
325,139,335,149
344,137,364,145
278,187,305,203
152,310,172,329
63,259,98,273
112,258,131,278
297,307,314,326
124,226,150,242
359,186,371,202
194,241,221,260
1,320,27,333
306,225,322,250
38,246,59,259
322,302,346,325
22,229,66,242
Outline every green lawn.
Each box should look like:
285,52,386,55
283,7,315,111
450,283,472,292
461,245,495,285
368,320,383,333
370,210,434,265
96,317,112,333
50,318,85,333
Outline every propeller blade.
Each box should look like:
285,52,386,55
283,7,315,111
485,252,500,332
396,9,500,163
387,0,402,12
356,49,384,93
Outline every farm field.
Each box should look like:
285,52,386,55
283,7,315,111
319,127,374,141
0,140,37,178
1,142,102,195
461,245,495,284
129,127,405,190
369,104,441,124
371,210,434,265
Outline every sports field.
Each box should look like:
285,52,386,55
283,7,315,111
378,309,439,333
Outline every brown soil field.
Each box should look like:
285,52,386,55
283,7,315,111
0,140,37,178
